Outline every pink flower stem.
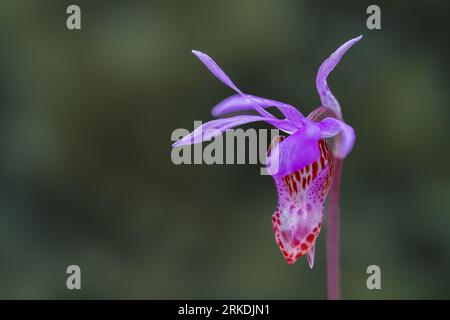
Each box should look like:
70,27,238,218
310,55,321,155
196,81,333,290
307,106,344,299
327,157,343,300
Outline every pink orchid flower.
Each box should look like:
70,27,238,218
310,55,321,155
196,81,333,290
172,36,362,269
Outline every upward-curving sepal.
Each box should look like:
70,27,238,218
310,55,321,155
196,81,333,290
316,35,362,119
192,50,277,120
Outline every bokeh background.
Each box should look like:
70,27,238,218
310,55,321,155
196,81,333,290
0,0,449,299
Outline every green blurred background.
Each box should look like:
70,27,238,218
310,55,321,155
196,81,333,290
0,0,449,299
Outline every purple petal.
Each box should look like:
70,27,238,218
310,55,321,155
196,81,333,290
211,94,305,127
172,115,297,147
192,50,277,120
317,117,355,159
266,120,321,177
316,35,362,118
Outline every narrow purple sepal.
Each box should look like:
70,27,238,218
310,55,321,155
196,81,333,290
316,35,362,119
172,115,298,147
212,94,305,127
192,50,278,120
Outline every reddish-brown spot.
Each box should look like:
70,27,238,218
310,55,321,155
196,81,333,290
277,238,285,249
312,162,318,179
286,182,293,194
292,181,298,193
300,243,308,250
281,230,290,242
306,234,315,243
